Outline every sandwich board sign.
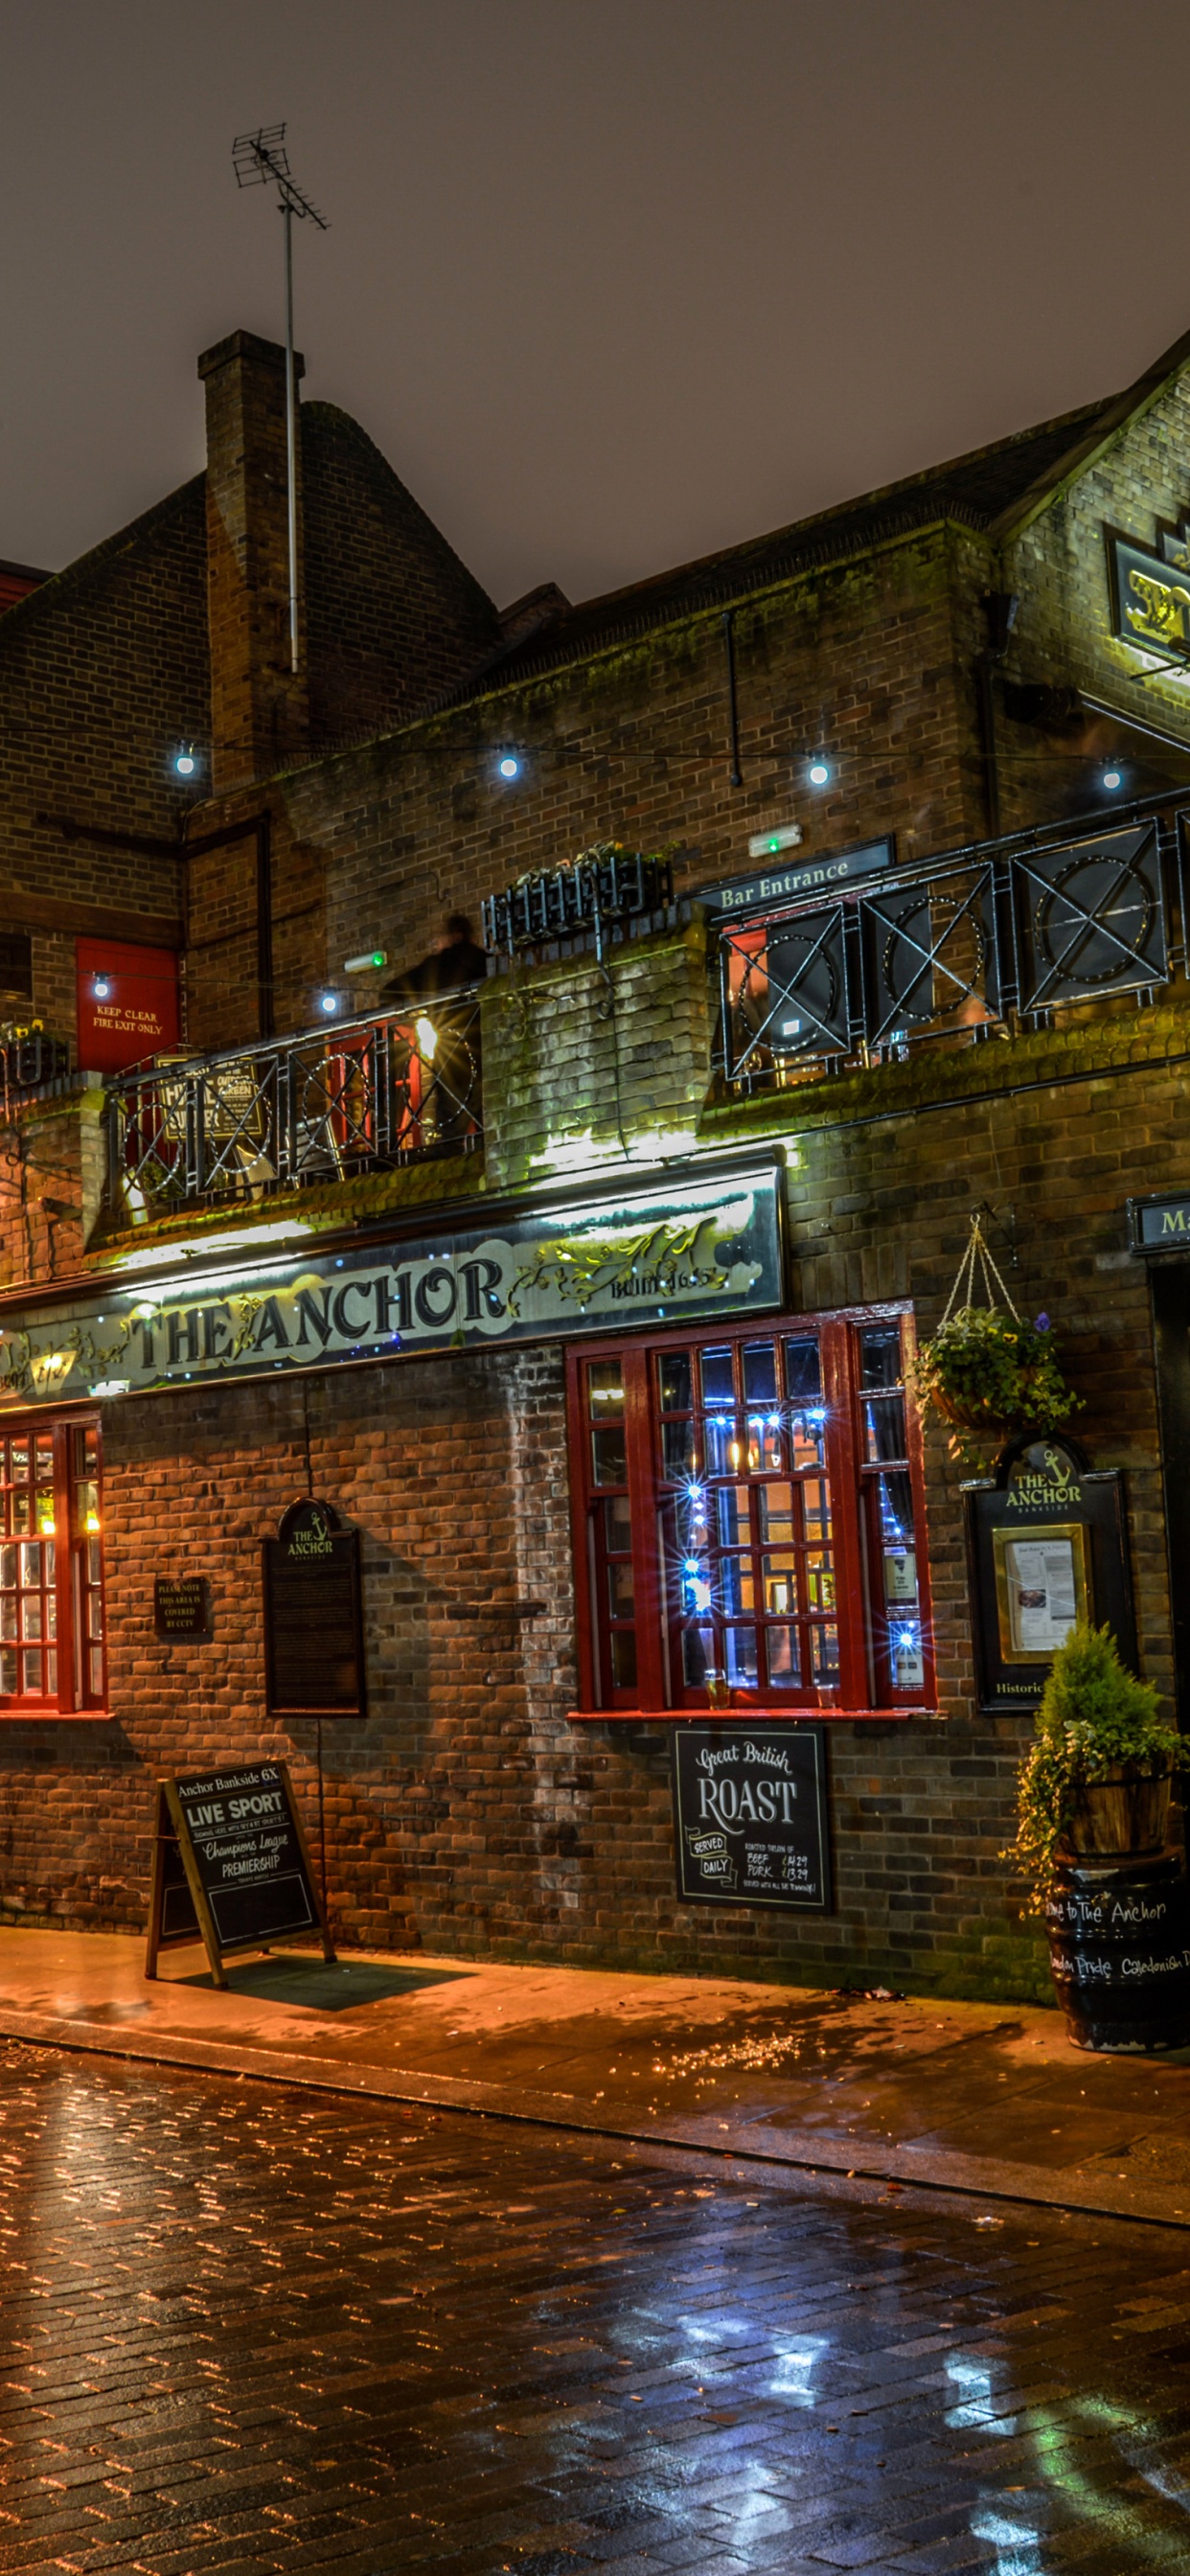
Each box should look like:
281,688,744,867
145,1760,333,1989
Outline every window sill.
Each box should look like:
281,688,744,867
566,1705,933,1724
0,1707,111,1722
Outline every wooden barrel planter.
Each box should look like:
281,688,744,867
1045,1847,1190,2052
1065,1763,1171,1860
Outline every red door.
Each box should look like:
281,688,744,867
76,939,180,1075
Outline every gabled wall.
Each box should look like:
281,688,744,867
999,362,1190,828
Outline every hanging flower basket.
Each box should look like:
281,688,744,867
911,1218,1081,1439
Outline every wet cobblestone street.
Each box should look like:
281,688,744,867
4,2039,1190,2575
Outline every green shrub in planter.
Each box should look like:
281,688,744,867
911,1304,1080,1437
1006,1622,1181,1911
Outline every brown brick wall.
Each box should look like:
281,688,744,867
997,372,1190,829
481,919,712,1189
0,479,205,1052
183,522,991,1047
0,1001,1183,2003
301,403,500,753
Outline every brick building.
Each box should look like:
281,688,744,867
3,322,1190,1996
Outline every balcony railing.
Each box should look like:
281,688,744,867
105,992,483,1216
715,795,1190,1092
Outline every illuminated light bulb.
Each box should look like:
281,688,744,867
808,755,832,787
39,1517,56,1537
174,750,195,777
899,1627,916,1651
414,1013,439,1062
1101,766,1123,792
85,1513,100,1533
497,752,521,780
319,992,339,1016
93,975,111,1000
683,1557,702,1576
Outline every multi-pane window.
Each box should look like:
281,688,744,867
567,1310,931,1715
0,1419,105,1714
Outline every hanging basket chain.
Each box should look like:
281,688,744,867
939,1212,1019,1330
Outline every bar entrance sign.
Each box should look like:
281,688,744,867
672,1723,832,1910
145,1760,334,1989
263,1497,365,1718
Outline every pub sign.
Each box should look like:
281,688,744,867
0,1156,786,1408
263,1499,366,1720
964,1436,1137,1712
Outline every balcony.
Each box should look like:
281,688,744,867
715,793,1190,1093
104,992,483,1219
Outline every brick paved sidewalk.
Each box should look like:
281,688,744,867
2,1925,1190,2224
5,2040,1190,2575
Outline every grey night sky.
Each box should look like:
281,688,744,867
3,0,1189,611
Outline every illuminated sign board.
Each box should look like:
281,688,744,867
1130,1192,1190,1252
1106,516,1190,667
0,1159,786,1407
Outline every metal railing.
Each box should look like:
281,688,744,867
716,798,1189,1091
105,991,483,1214
0,1024,71,1116
482,843,673,954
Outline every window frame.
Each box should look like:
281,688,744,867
565,1302,934,1720
0,1411,107,1720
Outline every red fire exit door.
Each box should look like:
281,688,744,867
76,938,180,1074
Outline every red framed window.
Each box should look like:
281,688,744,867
0,1416,105,1716
566,1307,933,1716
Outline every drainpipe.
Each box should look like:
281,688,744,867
976,590,1018,839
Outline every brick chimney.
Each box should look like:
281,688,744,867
198,330,309,792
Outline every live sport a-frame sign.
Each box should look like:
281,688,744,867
145,1760,334,1990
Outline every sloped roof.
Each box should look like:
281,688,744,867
466,325,1190,698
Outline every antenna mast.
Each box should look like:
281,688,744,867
232,125,330,677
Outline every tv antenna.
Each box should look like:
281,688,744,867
232,124,329,676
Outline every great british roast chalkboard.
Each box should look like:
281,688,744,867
145,1760,334,1988
263,1498,366,1718
671,1723,832,1910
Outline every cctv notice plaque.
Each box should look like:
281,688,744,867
145,1760,334,1989
672,1723,831,1910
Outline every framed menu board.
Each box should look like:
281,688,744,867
992,1523,1089,1660
964,1435,1136,1711
263,1498,366,1719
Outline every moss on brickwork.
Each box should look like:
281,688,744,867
700,986,1190,1152
482,919,712,1188
87,1145,485,1263
923,1924,1056,2008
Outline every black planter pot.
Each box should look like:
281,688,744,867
1045,1848,1190,2052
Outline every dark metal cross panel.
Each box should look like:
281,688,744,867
105,997,484,1214
716,806,1186,1087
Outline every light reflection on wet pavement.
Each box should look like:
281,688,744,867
3,2038,1190,2573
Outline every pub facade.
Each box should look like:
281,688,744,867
4,322,1190,1996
